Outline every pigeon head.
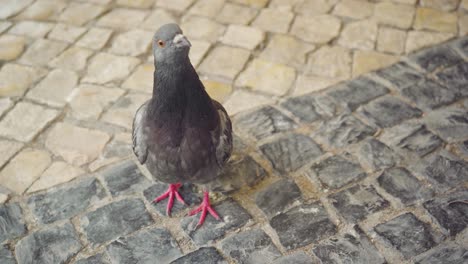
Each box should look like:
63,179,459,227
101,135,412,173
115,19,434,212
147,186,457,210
152,23,191,65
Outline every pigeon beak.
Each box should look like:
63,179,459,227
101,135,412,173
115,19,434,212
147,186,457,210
173,34,191,48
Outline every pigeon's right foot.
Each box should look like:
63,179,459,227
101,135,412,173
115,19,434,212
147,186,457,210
153,183,186,216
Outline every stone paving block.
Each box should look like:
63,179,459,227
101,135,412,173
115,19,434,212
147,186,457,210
358,96,422,128
293,0,337,15
0,245,15,264
220,228,281,264
49,46,93,71
223,90,273,115
0,63,47,97
8,20,53,38
144,182,200,216
255,179,302,219
189,40,211,67
181,16,225,42
69,84,125,120
117,0,154,8
141,9,177,31
220,25,264,50
400,79,457,110
122,64,153,92
107,227,182,263
180,198,251,246
216,3,257,25
281,94,338,123
306,45,352,80
0,139,23,168
0,21,11,34
271,252,313,264
236,59,296,96
422,152,468,190
374,2,415,29
374,213,437,258
101,93,148,129
377,27,407,55
0,203,27,243
75,253,110,264
310,154,367,190
313,114,376,148
338,20,378,51
27,178,106,224
327,76,389,111
450,36,468,58
28,161,85,193
188,0,224,18
313,226,385,264
436,62,468,97
414,7,458,33
252,8,294,34
329,185,389,222
102,160,152,197
260,134,323,174
424,106,468,142
0,148,51,194
27,69,78,107
420,0,460,11
291,15,341,44
374,61,424,90
170,247,227,264
455,140,468,159
0,0,33,19
358,138,399,171
409,45,463,72
233,106,297,140
48,23,87,43
199,45,250,81
0,101,59,142
76,28,113,50
0,97,12,117
45,122,110,166
378,167,434,205
270,202,337,250
405,30,454,53
97,8,147,29
352,50,399,77
80,198,154,245
59,2,106,26
83,53,140,85
394,125,443,157
414,244,468,264
423,191,468,236
15,222,82,264
110,29,152,56
203,79,232,103
0,34,25,61
19,39,68,66
157,0,195,11
16,0,66,21
260,34,315,68
333,0,374,19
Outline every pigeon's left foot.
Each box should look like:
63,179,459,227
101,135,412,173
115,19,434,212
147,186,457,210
153,183,186,216
189,191,220,227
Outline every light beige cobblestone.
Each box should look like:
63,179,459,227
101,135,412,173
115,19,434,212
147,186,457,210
202,79,233,103
0,140,23,168
230,0,268,8
420,0,459,11
216,3,257,25
49,46,94,71
414,7,458,33
223,90,273,115
333,0,374,19
306,46,352,80
252,8,294,34
28,162,85,193
189,0,225,18
353,51,399,76
199,46,250,81
97,8,147,29
76,28,113,50
293,75,341,96
59,2,107,26
377,27,407,55
0,0,33,19
181,16,225,42
110,29,152,56
27,69,79,107
294,0,338,15
189,40,211,67
291,15,341,44
122,64,154,92
0,64,47,97
405,30,454,53
15,0,67,21
220,25,265,50
374,2,415,29
83,53,140,85
0,35,25,61
9,21,53,38
0,98,13,117
338,20,378,51
19,39,68,66
156,0,196,11
260,34,315,68
48,24,87,43
117,0,154,8
141,9,177,31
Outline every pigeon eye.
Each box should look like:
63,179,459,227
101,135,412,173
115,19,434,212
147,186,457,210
158,40,165,47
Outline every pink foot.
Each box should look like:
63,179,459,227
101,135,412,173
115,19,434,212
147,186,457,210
153,183,186,216
189,191,221,227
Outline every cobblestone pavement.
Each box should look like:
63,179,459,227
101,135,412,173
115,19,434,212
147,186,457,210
1,0,468,264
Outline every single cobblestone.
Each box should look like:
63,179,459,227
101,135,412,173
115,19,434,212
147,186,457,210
102,160,152,197
358,138,399,171
83,53,140,85
170,247,227,264
180,198,251,246
49,46,93,71
216,3,257,25
260,134,323,174
122,64,153,92
181,16,225,42
27,178,106,224
414,7,458,33
28,161,85,193
374,2,415,29
374,213,437,258
260,34,315,68
313,226,385,264
396,125,443,157
59,2,106,26
76,27,113,50
414,244,468,264
377,27,407,55
97,8,147,29
101,93,148,129
310,154,366,190
423,191,468,236
107,227,182,263
252,8,294,34
338,20,378,51
400,79,457,110
405,31,454,53
19,39,68,66
330,185,389,222
272,252,313,264
422,152,468,190
49,24,87,43
333,0,374,19
0,246,15,264
436,62,468,97
80,198,154,245
9,20,53,38
255,179,302,219
199,45,250,81
409,45,463,72
0,203,27,243
306,45,351,80
424,105,468,142
352,51,399,77
291,15,341,44
110,29,152,56
75,253,110,264
221,228,281,264
27,69,78,107
220,25,264,50
270,202,337,250
0,63,47,97
281,94,337,123
188,0,225,18
15,222,82,264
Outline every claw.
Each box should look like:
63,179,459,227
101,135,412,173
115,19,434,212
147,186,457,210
153,183,186,216
189,191,221,227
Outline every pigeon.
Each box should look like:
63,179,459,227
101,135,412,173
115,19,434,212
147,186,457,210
132,23,233,227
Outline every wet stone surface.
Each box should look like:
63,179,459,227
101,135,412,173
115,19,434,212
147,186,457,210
260,134,323,174
101,160,152,197
181,198,251,246
270,202,337,250
15,222,82,264
0,203,27,243
170,247,227,264
27,177,106,224
310,154,366,190
329,185,389,222
374,213,437,258
80,198,154,245
312,226,385,264
220,228,281,264
107,227,182,264
423,191,468,236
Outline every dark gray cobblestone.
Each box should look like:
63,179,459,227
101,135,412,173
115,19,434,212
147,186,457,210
281,94,338,123
75,253,110,264
101,160,152,197
255,178,302,219
436,62,468,97
0,245,15,264
424,105,468,143
170,247,227,264
220,228,281,264
374,213,437,258
0,202,26,243
271,252,313,264
400,79,457,110
421,152,468,190
408,45,463,72
357,138,399,171
374,61,424,89
312,226,385,264
414,244,468,264
450,36,468,58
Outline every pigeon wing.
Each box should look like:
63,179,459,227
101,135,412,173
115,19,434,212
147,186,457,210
132,101,149,164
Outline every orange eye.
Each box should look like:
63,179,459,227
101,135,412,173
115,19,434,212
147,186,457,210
158,40,165,47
